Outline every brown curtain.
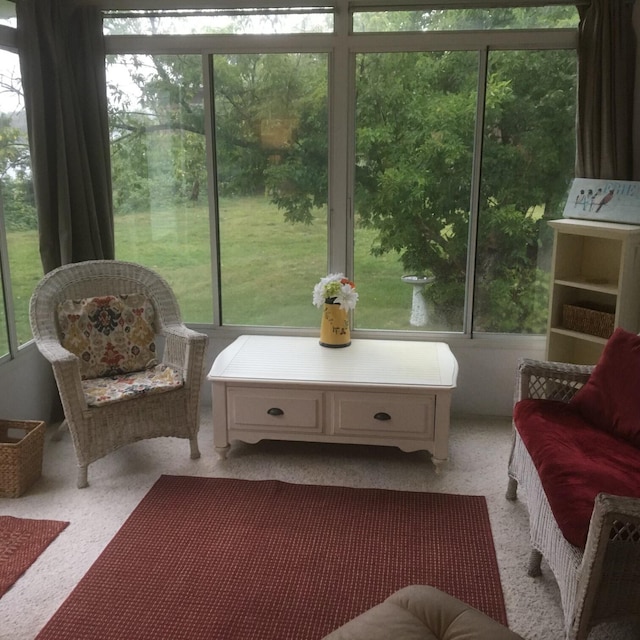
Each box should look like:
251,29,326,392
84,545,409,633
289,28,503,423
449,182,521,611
576,0,636,179
16,0,114,273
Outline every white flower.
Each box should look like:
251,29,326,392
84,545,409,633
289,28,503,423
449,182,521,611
312,282,327,308
312,273,358,310
334,282,359,311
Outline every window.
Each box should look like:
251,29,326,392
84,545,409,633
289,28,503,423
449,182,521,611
107,53,213,323
104,7,333,35
0,42,39,357
354,50,477,332
0,0,15,27
474,49,577,334
104,2,578,336
353,6,579,32
352,47,576,334
212,52,329,327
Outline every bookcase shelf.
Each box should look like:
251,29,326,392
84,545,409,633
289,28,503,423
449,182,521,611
546,218,640,364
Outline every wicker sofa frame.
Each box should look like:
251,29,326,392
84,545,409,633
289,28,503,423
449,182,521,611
506,358,640,640
30,260,209,489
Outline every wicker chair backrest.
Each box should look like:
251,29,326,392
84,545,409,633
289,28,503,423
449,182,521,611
30,260,182,344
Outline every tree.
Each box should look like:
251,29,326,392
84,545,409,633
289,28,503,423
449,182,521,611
349,42,576,332
108,53,207,213
473,48,576,331
0,110,37,231
213,51,327,219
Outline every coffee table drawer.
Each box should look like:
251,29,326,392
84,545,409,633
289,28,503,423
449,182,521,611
331,391,435,438
227,387,324,433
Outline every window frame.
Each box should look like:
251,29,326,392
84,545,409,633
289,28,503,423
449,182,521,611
103,3,578,340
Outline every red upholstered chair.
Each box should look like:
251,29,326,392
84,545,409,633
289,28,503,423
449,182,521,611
30,260,209,488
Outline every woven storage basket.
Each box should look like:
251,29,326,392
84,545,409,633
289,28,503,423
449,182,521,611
0,420,45,498
562,302,615,340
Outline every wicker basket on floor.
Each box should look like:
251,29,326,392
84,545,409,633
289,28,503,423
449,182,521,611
0,420,45,498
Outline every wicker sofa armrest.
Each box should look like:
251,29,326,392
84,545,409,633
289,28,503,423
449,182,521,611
515,358,594,404
572,493,640,639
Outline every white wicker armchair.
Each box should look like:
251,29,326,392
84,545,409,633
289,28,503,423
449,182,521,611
30,260,209,488
506,358,640,640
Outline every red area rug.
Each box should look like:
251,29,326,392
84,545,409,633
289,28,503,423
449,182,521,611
0,516,68,598
37,476,506,639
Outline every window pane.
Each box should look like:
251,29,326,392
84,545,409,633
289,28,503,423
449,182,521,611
0,0,15,27
103,9,333,35
212,53,328,327
354,51,477,332
106,54,213,323
0,49,40,348
473,50,577,334
354,6,579,32
4,229,41,347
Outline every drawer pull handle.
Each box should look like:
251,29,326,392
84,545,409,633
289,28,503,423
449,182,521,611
374,412,391,421
267,407,284,416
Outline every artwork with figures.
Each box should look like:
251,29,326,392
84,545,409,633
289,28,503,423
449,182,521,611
563,178,640,224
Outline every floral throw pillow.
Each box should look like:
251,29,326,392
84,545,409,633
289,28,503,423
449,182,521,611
57,293,158,380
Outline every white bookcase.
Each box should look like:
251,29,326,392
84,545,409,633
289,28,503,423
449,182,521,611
546,218,640,364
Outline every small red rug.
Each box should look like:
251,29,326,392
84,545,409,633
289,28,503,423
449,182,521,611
37,476,507,639
0,516,69,598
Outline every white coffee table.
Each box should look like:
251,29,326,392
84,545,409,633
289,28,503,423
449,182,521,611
208,335,458,472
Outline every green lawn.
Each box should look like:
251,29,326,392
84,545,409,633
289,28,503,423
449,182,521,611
115,195,416,330
3,195,417,354
2,230,43,351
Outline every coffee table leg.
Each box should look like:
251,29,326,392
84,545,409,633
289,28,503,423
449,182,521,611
432,392,452,474
212,381,230,460
432,457,447,474
215,445,231,460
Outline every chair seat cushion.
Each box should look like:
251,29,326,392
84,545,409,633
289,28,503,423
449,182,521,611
81,364,183,407
513,398,640,549
58,294,158,380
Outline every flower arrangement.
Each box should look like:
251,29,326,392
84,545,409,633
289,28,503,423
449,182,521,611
313,273,358,311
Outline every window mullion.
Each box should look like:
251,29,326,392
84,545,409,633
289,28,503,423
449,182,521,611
0,197,19,356
464,46,488,337
203,53,222,327
327,7,352,278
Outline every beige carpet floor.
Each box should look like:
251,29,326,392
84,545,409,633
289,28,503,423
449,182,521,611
0,410,638,640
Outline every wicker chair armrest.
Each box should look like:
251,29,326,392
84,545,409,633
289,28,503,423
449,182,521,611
162,325,208,381
163,323,208,343
33,337,80,366
572,493,640,638
515,358,594,404
33,340,89,414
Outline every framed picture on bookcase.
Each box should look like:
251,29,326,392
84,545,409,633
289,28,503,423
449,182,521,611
563,178,640,225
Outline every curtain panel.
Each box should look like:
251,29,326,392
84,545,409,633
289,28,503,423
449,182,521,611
16,0,114,273
576,0,636,180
